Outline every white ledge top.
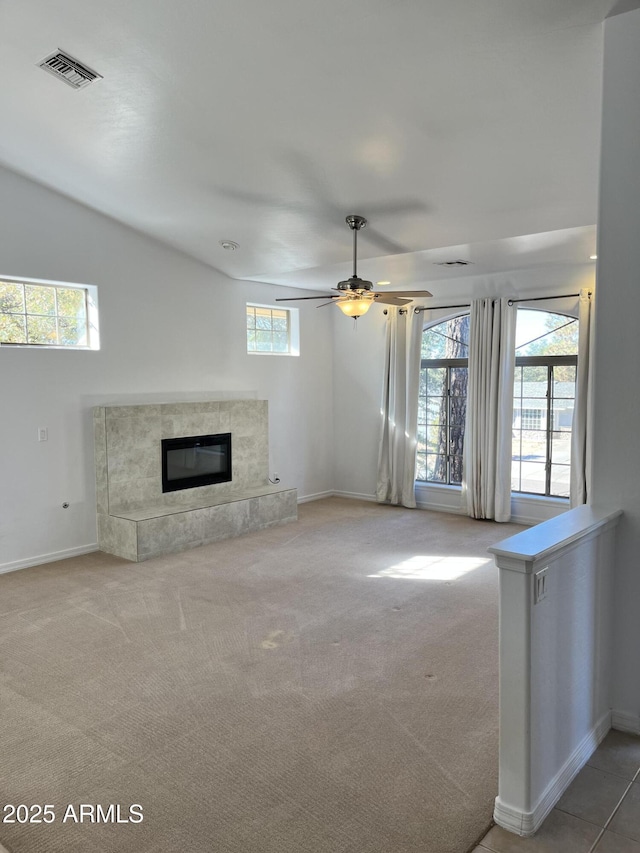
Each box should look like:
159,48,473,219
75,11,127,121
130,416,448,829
488,505,622,570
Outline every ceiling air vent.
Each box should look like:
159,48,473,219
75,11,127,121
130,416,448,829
434,260,472,267
38,51,102,89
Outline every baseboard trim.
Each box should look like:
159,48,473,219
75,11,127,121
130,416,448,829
511,497,569,525
508,508,561,526
494,710,611,836
414,483,464,516
509,512,542,527
612,710,640,735
0,543,99,575
332,490,378,502
297,490,335,504
336,491,469,515
414,497,466,515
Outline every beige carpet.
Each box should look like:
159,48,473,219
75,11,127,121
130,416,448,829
0,498,523,853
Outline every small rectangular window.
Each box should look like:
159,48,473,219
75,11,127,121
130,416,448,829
0,276,99,350
246,303,299,356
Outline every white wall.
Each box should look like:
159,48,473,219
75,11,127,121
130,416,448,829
0,165,334,571
332,266,595,512
591,7,640,733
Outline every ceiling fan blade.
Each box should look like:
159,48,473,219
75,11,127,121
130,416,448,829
360,200,429,217
361,226,408,255
316,300,344,308
373,295,413,306
210,185,275,207
275,294,338,302
382,289,433,297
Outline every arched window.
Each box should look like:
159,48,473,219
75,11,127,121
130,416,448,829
512,309,578,498
417,307,579,499
416,314,470,484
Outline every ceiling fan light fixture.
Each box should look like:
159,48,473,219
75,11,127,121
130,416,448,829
274,214,433,313
337,296,374,318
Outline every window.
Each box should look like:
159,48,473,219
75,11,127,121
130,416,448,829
416,307,579,499
0,276,99,349
512,310,578,498
246,304,299,356
515,407,544,431
417,314,470,484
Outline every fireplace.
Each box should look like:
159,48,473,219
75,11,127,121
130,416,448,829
161,433,232,493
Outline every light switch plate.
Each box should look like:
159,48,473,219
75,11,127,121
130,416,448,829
534,567,548,603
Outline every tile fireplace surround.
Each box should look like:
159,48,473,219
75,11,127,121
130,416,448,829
94,400,297,561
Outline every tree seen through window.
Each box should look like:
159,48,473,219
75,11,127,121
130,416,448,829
417,314,469,484
417,308,579,498
0,279,91,347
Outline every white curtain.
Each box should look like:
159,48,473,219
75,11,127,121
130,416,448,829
570,288,593,506
377,307,423,507
462,297,516,521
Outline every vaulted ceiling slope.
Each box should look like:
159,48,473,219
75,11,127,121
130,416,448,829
0,0,634,290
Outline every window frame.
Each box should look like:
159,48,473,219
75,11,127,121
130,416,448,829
416,307,579,499
0,274,100,350
417,312,470,487
245,302,300,357
512,353,577,499
417,358,468,486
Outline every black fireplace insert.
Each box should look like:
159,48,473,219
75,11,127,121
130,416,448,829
161,433,232,492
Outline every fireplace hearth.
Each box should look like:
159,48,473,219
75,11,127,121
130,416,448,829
94,400,297,561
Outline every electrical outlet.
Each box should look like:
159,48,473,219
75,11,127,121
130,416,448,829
534,567,548,604
38,427,48,442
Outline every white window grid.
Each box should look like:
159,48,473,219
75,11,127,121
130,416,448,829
246,303,299,356
0,276,99,350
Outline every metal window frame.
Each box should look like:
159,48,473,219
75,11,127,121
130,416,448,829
512,354,577,498
417,313,579,493
418,357,468,485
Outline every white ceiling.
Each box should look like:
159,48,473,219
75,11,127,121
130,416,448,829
0,0,633,291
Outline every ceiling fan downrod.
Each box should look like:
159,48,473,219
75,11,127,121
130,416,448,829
273,212,432,317
345,214,367,279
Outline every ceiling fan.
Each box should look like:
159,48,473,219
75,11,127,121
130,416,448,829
276,215,433,319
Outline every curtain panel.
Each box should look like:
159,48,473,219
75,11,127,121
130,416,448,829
377,307,422,508
462,297,516,522
570,288,593,506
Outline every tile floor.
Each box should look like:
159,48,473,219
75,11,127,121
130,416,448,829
474,730,640,853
